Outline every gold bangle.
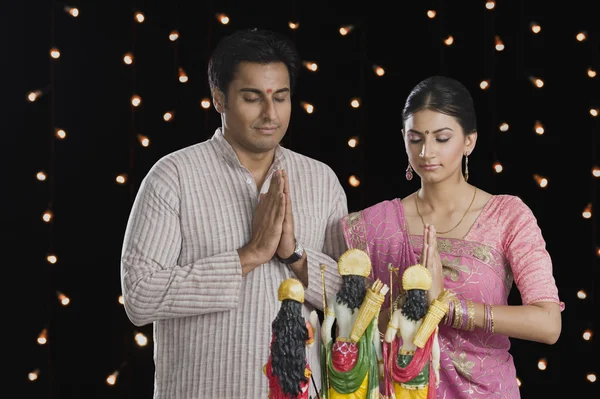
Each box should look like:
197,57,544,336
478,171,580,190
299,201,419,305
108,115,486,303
452,298,462,329
466,300,475,331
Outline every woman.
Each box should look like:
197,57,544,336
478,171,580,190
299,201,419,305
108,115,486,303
341,75,563,398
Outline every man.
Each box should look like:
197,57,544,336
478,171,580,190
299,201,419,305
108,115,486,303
120,28,348,398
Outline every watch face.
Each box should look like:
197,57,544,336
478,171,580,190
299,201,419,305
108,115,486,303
294,242,304,257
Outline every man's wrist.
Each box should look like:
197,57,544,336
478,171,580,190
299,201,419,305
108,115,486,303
276,240,305,264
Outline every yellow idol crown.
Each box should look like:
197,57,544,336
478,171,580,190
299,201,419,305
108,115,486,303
278,278,305,303
402,264,432,291
337,249,372,277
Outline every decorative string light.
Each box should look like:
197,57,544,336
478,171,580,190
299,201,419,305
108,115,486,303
216,13,229,25
106,370,119,386
134,12,145,23
530,22,542,34
137,134,150,147
339,25,354,36
131,95,141,107
534,120,544,135
42,210,53,222
27,90,44,102
582,203,592,219
529,76,544,88
134,332,149,347
533,174,548,188
55,128,66,139
178,67,188,83
348,175,360,187
494,35,504,51
115,174,127,184
123,53,134,65
373,65,385,76
57,291,70,306
28,369,41,382
302,61,318,71
63,5,79,17
37,328,48,345
301,101,314,113
537,358,547,371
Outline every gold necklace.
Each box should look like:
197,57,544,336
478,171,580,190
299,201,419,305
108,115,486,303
415,187,477,235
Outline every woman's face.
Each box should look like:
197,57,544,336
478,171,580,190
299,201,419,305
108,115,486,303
403,109,476,184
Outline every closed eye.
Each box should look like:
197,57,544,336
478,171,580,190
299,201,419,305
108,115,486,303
409,138,450,143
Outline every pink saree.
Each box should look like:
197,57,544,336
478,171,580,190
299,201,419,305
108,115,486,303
341,195,563,398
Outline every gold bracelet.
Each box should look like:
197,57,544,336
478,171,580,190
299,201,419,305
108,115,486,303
452,297,463,329
466,300,475,331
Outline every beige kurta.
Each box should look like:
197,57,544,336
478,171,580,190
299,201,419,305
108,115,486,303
121,128,347,398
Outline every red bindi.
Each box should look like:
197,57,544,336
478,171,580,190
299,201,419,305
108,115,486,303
266,88,273,94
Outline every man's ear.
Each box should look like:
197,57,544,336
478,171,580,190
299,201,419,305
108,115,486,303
212,89,225,113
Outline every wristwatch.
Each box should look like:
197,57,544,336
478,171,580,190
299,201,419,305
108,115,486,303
276,240,305,264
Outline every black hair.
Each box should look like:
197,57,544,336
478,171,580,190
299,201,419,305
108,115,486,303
271,299,309,397
336,275,367,312
401,289,428,321
207,28,301,103
402,75,477,136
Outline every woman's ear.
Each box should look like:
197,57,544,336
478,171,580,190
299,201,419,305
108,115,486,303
465,131,477,154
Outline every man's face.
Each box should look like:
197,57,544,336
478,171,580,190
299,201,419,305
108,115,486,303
215,61,292,157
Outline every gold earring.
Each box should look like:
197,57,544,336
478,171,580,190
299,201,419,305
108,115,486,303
464,153,469,182
406,164,413,181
